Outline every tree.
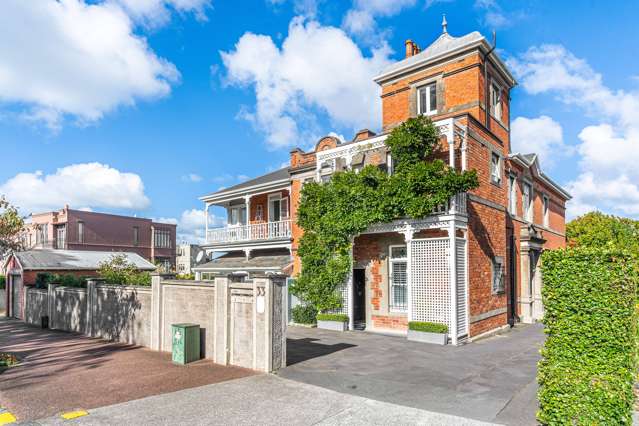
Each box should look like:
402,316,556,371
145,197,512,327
567,211,639,252
292,116,479,313
0,196,24,259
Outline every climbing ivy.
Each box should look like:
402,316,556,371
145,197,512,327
291,116,479,313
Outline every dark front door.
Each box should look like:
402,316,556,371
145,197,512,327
353,269,366,324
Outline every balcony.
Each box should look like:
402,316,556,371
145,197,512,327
432,192,468,216
206,219,292,245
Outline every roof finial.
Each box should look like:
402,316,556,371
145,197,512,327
442,14,448,34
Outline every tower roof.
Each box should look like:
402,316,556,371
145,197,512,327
374,30,516,86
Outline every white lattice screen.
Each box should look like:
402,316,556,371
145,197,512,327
331,282,349,315
456,238,468,337
410,238,450,328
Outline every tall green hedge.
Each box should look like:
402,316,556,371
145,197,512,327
538,248,638,425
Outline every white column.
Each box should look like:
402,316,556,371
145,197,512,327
461,131,468,171
347,241,354,331
402,224,414,322
448,134,455,169
245,195,251,240
449,220,458,345
205,203,210,241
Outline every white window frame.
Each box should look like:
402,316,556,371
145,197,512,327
490,152,502,185
228,206,246,226
492,256,505,294
508,174,517,215
543,194,550,227
417,82,437,116
388,244,408,312
255,204,263,222
268,192,289,222
522,182,533,223
490,80,503,121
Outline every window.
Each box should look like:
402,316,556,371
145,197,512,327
490,81,502,121
389,245,408,311
508,174,517,215
133,226,139,246
229,206,246,226
543,195,550,227
154,229,171,249
255,205,263,222
490,152,502,185
522,182,533,222
78,221,84,243
492,257,505,294
268,194,288,222
36,223,48,244
319,160,334,182
417,83,437,115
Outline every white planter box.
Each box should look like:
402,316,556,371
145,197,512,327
407,329,448,345
317,320,347,332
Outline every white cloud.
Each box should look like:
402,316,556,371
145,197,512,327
511,115,571,168
0,162,150,214
181,173,203,183
112,0,211,27
221,17,392,149
343,0,416,41
510,44,639,218
267,0,320,18
161,208,225,244
0,0,181,130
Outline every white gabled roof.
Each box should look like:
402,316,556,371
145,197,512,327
13,249,157,271
509,153,572,200
374,31,516,86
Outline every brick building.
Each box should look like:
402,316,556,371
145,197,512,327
198,23,570,343
25,206,177,270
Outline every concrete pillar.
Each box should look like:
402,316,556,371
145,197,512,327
47,283,56,330
85,279,103,337
519,245,534,323
532,254,544,321
150,274,163,350
214,276,230,365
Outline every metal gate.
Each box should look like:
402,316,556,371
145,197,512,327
10,274,23,319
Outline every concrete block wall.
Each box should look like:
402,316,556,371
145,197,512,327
0,289,5,313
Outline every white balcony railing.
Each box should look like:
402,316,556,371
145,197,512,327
206,219,292,245
432,192,468,216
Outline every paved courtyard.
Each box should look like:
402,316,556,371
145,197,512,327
280,323,544,425
0,318,253,422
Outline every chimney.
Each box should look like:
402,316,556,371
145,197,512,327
405,39,415,58
405,40,420,58
353,129,377,142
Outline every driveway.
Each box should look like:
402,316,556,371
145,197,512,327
279,324,544,425
0,318,253,422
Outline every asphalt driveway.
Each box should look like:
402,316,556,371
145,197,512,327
279,324,544,425
0,318,254,422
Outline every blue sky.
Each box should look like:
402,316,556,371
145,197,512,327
1,0,638,242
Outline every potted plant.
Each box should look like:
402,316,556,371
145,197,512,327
407,321,448,345
316,313,349,331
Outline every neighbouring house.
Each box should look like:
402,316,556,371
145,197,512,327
4,249,156,319
198,22,570,343
176,243,207,275
25,205,177,270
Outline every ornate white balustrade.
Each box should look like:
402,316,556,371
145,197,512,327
432,192,468,216
206,219,292,244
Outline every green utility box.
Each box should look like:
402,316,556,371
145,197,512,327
171,323,201,365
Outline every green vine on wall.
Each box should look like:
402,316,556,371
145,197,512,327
291,116,480,313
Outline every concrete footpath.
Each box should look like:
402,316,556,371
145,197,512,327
33,375,498,425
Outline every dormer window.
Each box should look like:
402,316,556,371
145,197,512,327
490,81,502,121
417,83,437,116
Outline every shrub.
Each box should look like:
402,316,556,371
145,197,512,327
291,304,317,324
538,247,638,425
408,321,448,334
316,313,348,322
98,254,152,286
176,273,195,280
35,272,54,289
0,275,5,290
